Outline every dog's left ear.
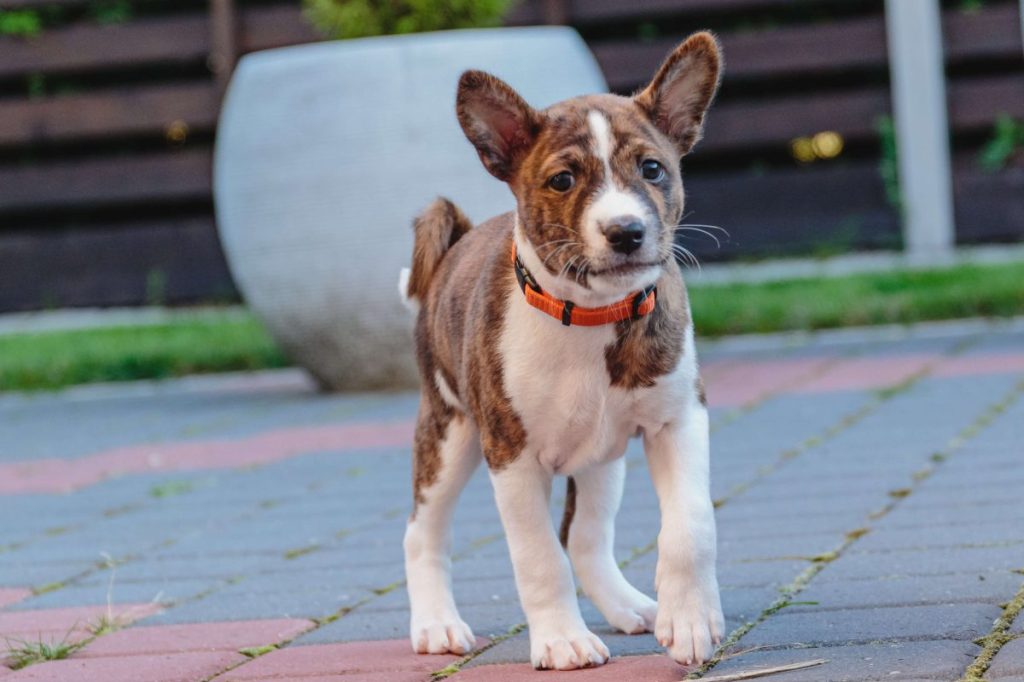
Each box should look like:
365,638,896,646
634,31,722,156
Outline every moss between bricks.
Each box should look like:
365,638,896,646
960,580,1024,681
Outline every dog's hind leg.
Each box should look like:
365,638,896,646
405,401,481,655
565,458,657,634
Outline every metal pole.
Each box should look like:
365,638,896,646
884,0,956,262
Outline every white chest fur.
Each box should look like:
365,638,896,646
500,287,698,475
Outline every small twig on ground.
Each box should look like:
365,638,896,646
694,658,827,682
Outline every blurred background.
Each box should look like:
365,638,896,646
0,0,1021,313
1,0,1023,394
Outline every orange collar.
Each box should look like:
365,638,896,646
511,244,657,327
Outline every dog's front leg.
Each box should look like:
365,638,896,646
643,403,725,665
490,456,610,670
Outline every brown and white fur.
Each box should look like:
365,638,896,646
401,32,724,670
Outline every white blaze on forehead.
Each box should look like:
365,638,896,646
583,111,648,253
588,110,614,169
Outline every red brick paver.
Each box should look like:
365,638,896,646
76,619,314,658
454,655,688,681
0,603,162,643
794,354,935,394
0,420,414,494
0,591,31,610
220,639,485,680
6,651,243,682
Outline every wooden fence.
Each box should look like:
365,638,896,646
0,0,1021,312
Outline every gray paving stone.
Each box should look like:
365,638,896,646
143,580,361,624
989,636,1024,679
738,603,1001,648
711,640,978,682
717,532,843,563
785,571,1023,612
9,578,215,610
854,519,1024,552
817,546,1024,581
626,556,808,590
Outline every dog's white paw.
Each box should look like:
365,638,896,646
604,590,658,634
655,583,725,666
410,616,475,655
530,625,610,670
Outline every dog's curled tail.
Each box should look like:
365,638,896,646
399,198,473,311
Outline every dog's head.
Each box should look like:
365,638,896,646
456,32,721,303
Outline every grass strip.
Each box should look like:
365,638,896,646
0,315,286,391
688,260,1024,337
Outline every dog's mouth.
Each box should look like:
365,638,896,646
586,259,665,278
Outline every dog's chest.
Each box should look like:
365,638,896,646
499,293,690,474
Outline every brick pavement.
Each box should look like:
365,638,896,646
1,318,1022,681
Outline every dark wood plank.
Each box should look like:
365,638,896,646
681,161,900,261
944,4,1024,62
631,73,1020,157
598,15,887,91
0,0,90,7
701,87,889,154
0,15,209,79
953,158,1024,244
507,0,818,25
948,76,1024,131
242,4,321,51
0,5,314,79
0,218,236,311
0,82,219,147
0,150,210,213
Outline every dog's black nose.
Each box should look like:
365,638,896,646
602,219,645,255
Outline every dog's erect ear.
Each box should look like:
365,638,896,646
456,70,541,182
634,31,722,156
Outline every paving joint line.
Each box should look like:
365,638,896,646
689,374,1024,678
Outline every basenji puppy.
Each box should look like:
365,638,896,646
400,31,724,670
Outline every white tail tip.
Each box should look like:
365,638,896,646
398,268,419,313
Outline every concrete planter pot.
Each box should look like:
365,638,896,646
214,27,606,390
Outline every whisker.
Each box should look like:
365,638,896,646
541,242,577,268
674,223,730,237
670,244,702,273
674,226,721,248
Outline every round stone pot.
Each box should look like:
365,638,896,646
214,27,606,391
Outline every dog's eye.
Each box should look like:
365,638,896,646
547,171,575,192
640,159,665,182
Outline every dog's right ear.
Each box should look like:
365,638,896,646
456,70,540,182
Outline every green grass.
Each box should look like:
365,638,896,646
689,261,1024,337
3,634,79,670
0,315,287,392
0,261,1022,393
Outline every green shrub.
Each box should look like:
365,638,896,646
303,0,512,40
0,10,42,38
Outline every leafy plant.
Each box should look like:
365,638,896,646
89,0,132,25
303,0,512,40
978,114,1024,173
0,9,42,38
876,115,901,209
